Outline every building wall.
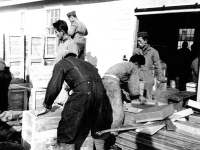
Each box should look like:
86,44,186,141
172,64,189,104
0,0,138,76
0,0,198,75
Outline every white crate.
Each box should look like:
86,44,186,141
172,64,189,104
22,105,63,150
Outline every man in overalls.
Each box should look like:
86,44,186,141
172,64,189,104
36,53,112,150
67,11,88,60
0,58,12,113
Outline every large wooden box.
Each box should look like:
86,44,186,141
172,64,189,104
8,84,28,111
29,88,46,110
133,104,174,123
22,105,63,150
29,66,53,88
167,91,196,111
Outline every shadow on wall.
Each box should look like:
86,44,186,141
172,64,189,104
85,51,97,67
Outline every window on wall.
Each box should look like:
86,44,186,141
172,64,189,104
178,28,195,50
46,9,60,35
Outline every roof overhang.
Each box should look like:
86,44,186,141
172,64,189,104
135,3,200,15
0,0,44,7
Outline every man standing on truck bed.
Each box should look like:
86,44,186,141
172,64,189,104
67,11,88,60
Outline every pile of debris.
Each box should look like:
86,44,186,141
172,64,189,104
0,111,23,150
114,91,200,149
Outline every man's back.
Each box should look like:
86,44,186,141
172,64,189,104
57,57,101,88
105,62,137,82
69,19,88,43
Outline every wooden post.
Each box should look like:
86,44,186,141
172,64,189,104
197,53,200,102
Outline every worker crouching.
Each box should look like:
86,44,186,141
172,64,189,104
102,54,145,136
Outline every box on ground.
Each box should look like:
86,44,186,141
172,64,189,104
22,105,62,150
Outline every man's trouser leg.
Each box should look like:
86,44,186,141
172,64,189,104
77,42,86,60
94,139,105,150
102,77,124,135
144,80,154,100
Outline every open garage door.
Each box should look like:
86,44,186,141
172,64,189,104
135,7,200,101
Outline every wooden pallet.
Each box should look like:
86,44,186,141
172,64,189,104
116,128,200,150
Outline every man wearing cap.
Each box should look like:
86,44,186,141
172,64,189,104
67,11,88,60
0,58,12,113
133,31,163,100
36,53,112,150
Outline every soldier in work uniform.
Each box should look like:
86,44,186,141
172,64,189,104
36,53,112,150
67,11,88,60
133,32,163,100
102,54,145,136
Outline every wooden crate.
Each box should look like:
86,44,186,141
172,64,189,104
28,35,45,59
29,88,46,110
7,58,25,81
44,35,57,58
29,66,53,88
167,91,196,111
5,34,24,60
133,104,174,123
22,105,63,150
8,84,28,111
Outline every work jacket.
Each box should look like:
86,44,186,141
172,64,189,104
54,37,78,65
134,44,163,81
68,19,88,43
43,56,112,143
104,62,140,96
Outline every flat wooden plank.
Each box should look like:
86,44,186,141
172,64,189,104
117,129,200,150
186,99,200,111
134,104,174,123
117,131,183,150
173,121,200,136
130,108,194,135
187,113,200,124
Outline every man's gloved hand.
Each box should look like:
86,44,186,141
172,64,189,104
122,89,131,101
35,106,49,117
156,80,161,88
65,84,70,91
139,95,147,105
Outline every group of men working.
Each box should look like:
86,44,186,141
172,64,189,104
35,11,163,150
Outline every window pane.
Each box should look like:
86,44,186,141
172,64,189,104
179,29,182,34
191,35,194,41
187,29,191,34
191,29,195,34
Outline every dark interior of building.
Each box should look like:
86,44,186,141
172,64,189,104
137,12,200,87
